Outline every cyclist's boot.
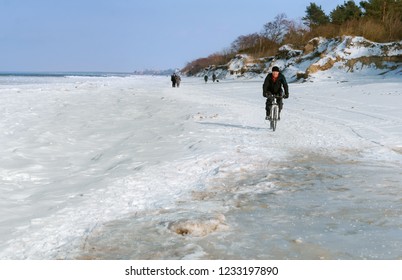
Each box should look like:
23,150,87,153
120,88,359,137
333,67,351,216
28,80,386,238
278,111,281,120
265,111,270,120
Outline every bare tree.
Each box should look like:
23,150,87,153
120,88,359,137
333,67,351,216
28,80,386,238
230,33,262,52
282,19,309,48
261,13,291,44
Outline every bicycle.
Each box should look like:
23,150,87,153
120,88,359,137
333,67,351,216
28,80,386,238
267,95,281,131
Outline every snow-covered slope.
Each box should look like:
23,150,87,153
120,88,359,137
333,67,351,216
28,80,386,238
197,36,402,81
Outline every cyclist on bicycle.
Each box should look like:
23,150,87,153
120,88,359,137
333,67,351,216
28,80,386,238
262,66,289,120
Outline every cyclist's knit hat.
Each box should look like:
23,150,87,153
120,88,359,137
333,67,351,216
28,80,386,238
272,66,280,72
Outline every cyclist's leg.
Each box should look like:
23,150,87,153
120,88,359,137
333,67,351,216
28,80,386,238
277,97,283,120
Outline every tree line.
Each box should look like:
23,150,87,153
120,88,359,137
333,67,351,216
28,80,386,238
182,0,402,75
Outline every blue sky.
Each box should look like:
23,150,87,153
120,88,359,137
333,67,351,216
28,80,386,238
0,0,347,72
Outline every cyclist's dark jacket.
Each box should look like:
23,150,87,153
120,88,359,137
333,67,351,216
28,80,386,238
263,73,289,97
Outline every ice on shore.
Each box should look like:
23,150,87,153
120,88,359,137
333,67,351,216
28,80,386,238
0,74,401,259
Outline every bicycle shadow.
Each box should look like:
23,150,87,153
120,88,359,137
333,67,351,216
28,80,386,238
197,121,267,131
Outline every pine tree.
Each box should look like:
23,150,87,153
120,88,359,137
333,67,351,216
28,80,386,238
302,2,330,28
330,1,362,24
360,0,402,40
360,0,402,22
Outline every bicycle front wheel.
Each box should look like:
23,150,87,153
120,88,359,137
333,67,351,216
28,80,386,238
271,106,278,131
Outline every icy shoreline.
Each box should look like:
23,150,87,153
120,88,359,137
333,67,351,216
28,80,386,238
1,75,401,259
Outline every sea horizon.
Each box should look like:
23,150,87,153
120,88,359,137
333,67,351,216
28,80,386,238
0,68,177,78
0,71,135,78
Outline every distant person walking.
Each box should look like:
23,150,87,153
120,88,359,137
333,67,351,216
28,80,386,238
171,73,181,88
171,73,177,87
204,75,208,83
262,66,289,120
175,73,181,88
212,73,217,82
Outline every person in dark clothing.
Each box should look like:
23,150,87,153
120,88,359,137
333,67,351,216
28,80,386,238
212,73,217,82
171,74,177,87
204,75,208,83
262,66,289,120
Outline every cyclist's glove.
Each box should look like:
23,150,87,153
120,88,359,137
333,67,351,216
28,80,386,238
264,92,273,98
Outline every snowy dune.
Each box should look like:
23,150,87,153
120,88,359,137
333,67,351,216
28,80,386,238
0,74,401,259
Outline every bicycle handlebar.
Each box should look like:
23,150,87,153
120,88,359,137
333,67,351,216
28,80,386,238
266,94,282,98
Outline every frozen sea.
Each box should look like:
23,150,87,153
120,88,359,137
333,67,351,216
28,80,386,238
0,73,401,259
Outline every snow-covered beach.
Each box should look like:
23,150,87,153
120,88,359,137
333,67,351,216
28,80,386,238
0,73,401,259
